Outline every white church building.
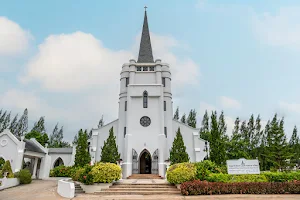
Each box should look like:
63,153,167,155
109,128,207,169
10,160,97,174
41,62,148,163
89,10,209,178
0,10,208,179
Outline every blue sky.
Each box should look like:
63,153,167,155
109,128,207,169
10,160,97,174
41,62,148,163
1,0,300,142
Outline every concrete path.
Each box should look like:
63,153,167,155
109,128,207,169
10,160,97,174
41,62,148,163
0,179,299,200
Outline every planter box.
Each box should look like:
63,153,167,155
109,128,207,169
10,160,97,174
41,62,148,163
0,178,20,190
80,183,113,193
57,178,75,198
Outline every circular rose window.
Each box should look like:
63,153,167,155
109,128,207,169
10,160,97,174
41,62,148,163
140,116,151,127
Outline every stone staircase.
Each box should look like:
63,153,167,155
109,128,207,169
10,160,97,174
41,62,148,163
74,183,85,194
97,182,180,195
127,174,163,179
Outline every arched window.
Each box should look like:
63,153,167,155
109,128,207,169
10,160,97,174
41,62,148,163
143,91,148,108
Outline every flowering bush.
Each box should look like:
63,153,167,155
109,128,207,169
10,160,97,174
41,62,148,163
181,180,300,195
90,162,121,183
49,165,73,177
166,163,196,184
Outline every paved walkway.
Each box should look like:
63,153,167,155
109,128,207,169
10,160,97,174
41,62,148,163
0,179,299,200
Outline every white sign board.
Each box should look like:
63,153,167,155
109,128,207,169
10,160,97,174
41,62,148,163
226,158,260,174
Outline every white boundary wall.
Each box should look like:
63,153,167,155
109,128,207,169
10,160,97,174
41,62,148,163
57,178,75,198
0,178,20,190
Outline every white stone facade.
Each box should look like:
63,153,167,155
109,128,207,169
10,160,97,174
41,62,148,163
90,11,209,179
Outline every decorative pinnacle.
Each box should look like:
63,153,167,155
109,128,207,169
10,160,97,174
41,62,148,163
144,6,147,11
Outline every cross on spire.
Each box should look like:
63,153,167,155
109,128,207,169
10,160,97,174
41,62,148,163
144,6,147,11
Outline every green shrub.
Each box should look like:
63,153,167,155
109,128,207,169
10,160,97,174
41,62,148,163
166,163,196,184
194,160,225,180
90,162,121,183
0,170,2,178
49,165,73,177
206,173,230,182
18,169,32,184
71,168,85,181
263,171,300,182
2,160,14,178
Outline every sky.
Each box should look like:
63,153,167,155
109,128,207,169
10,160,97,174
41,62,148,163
1,0,300,143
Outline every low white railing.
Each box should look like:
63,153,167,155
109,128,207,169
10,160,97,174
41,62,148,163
0,177,20,190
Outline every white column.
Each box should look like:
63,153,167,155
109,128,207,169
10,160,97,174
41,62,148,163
32,157,38,179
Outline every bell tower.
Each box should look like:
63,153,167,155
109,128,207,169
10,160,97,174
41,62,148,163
117,8,174,178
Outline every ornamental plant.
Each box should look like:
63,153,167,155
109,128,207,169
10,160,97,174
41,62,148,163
166,163,196,184
90,162,121,183
17,169,32,184
2,160,14,178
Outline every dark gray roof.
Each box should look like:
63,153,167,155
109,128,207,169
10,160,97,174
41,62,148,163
24,139,45,154
48,148,73,154
137,10,154,63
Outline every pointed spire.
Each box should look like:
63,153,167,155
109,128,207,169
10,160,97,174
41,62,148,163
137,7,154,63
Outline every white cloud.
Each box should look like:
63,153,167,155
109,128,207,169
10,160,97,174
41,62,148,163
0,89,67,121
0,17,32,56
225,116,235,136
279,101,300,115
22,31,132,91
252,7,300,49
199,101,217,117
219,96,241,110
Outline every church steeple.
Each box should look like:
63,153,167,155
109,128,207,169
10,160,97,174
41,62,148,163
137,7,154,63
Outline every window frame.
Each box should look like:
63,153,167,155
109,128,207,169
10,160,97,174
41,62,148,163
162,77,166,87
126,77,129,87
164,101,166,111
125,101,127,111
124,127,126,138
143,91,148,108
164,127,167,138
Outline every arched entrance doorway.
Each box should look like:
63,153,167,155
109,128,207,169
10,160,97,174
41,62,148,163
139,149,151,174
53,157,64,168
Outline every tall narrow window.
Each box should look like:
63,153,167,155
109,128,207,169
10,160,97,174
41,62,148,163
164,127,167,138
143,91,148,108
164,101,166,111
124,127,126,138
126,78,129,87
162,77,166,87
125,101,127,111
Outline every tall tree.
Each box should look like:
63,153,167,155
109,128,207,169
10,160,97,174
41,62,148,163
0,111,11,132
9,114,18,136
25,130,49,147
48,124,69,147
15,108,28,137
0,111,7,132
31,116,46,133
265,115,293,171
180,113,186,124
74,129,91,167
199,110,210,141
88,129,92,139
169,127,189,164
187,109,197,128
100,127,120,163
98,115,104,128
173,107,179,120
252,115,262,159
228,117,248,159
209,111,227,165
289,126,300,166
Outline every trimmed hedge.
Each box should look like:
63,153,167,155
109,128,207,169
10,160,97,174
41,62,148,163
166,163,196,184
263,171,300,182
181,180,300,195
194,161,226,181
90,162,121,183
206,173,268,183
